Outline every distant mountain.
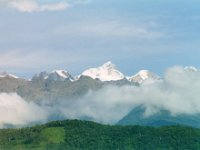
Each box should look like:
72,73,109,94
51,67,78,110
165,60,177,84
0,72,19,79
117,106,200,128
0,62,133,103
81,61,125,81
0,61,161,85
128,70,160,84
0,63,198,104
17,75,103,103
32,70,74,81
184,66,198,72
0,63,198,84
0,73,26,93
0,62,194,104
0,63,199,128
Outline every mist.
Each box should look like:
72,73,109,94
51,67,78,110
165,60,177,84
58,66,200,123
0,93,48,128
1,66,200,127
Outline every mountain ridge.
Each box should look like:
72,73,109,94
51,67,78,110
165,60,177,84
0,61,163,84
0,63,199,128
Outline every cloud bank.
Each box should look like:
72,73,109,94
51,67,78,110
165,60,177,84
1,66,200,127
58,66,200,123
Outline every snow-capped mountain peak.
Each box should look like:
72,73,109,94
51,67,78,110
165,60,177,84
49,70,74,81
81,61,125,81
33,70,74,81
129,70,160,84
0,72,19,79
53,70,72,78
184,66,198,72
136,70,150,80
101,61,116,69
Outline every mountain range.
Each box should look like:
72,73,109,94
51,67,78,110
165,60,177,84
0,62,199,128
1,61,161,84
0,61,161,102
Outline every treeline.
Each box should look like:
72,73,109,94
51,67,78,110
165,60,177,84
0,120,200,149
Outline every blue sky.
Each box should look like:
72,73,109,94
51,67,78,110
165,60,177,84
0,0,200,78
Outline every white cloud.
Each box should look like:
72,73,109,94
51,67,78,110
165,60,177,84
4,0,71,12
0,93,48,128
55,66,200,123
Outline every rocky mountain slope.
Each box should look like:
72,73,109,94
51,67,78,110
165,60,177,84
0,61,160,102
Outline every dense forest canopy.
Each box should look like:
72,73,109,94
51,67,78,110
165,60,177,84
0,120,200,150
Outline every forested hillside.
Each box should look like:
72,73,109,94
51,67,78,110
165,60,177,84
0,120,200,150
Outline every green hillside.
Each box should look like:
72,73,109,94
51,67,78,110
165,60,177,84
0,120,200,150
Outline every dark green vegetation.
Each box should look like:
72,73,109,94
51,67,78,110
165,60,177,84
118,106,200,128
1,120,200,150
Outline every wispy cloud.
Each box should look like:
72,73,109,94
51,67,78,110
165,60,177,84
54,21,163,39
0,49,51,68
0,49,93,72
2,0,71,12
74,0,92,5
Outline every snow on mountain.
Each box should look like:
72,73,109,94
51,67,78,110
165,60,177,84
49,70,74,81
81,61,125,81
0,72,19,79
128,70,160,84
184,66,198,72
34,70,74,81
54,70,70,78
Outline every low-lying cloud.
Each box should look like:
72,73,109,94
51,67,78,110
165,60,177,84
1,66,200,127
58,66,200,123
0,93,48,128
